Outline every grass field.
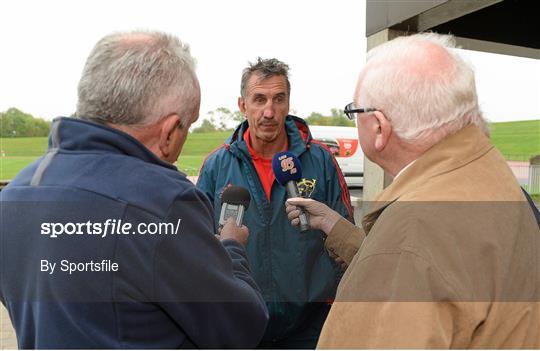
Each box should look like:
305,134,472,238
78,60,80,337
0,131,231,179
490,120,540,161
176,131,230,174
1,121,538,180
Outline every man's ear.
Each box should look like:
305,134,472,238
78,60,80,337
238,97,246,115
372,111,392,152
158,114,182,160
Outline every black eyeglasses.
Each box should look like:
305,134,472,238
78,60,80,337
344,102,378,120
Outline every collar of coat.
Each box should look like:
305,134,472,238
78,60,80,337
48,117,178,171
361,124,494,234
225,115,313,158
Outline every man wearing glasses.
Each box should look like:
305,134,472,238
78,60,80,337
197,57,354,348
285,33,539,348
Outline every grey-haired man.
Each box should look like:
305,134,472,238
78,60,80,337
0,30,268,349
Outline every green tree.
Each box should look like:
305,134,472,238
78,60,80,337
304,109,354,127
212,107,244,130
0,108,51,137
192,107,245,133
191,119,218,133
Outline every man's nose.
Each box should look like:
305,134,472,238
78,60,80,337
263,101,275,118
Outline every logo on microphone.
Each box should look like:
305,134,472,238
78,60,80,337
278,154,297,175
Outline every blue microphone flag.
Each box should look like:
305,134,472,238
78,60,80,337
271,151,303,186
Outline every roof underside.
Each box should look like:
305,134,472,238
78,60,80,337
367,0,539,57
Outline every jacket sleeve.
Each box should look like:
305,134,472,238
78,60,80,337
196,154,217,204
153,187,268,348
325,217,365,265
322,151,355,224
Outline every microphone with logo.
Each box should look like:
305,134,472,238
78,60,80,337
219,186,251,231
272,151,310,232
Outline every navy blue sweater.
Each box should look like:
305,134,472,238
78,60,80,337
0,117,268,348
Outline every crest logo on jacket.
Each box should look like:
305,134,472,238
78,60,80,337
297,178,317,198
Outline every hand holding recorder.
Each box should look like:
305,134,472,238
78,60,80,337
218,186,251,246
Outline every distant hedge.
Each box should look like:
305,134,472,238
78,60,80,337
0,108,51,137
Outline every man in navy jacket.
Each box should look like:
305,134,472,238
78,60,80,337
0,30,268,348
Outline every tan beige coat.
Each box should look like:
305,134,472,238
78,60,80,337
318,125,540,348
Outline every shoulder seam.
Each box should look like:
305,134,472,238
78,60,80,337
199,143,227,174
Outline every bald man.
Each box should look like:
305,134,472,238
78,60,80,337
285,33,539,348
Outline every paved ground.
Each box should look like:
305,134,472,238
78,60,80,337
1,306,17,349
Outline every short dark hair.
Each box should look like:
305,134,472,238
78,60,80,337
240,57,290,97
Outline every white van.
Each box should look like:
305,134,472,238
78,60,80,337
309,126,364,187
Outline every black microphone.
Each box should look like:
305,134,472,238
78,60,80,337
271,151,309,232
219,186,251,229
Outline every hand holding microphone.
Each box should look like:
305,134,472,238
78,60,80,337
272,152,310,232
285,197,341,234
218,186,251,246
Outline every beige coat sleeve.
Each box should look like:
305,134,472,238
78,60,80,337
324,217,365,265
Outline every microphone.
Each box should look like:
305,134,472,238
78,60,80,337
272,151,309,232
219,186,251,229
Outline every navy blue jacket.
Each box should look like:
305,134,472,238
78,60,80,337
197,116,354,347
0,117,268,349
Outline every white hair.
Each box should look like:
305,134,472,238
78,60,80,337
357,32,489,143
76,30,199,127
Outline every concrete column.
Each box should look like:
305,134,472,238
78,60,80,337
528,155,540,194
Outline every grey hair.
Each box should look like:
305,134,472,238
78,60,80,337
240,57,290,97
76,30,199,127
358,32,489,143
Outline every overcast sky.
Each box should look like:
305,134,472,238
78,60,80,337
1,0,538,127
